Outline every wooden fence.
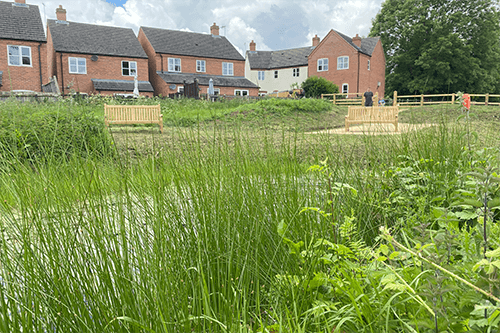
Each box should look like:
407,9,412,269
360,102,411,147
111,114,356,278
323,91,500,107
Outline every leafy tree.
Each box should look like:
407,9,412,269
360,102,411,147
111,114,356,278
301,76,339,98
370,0,500,94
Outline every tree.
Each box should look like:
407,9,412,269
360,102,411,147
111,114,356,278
301,76,339,98
370,0,500,94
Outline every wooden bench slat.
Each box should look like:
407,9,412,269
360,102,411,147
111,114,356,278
104,104,163,133
345,106,399,132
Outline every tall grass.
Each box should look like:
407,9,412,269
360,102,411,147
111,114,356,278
0,100,497,332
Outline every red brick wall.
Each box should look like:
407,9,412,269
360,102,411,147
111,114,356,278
308,30,385,97
0,39,47,92
47,27,150,96
138,28,162,96
157,53,245,77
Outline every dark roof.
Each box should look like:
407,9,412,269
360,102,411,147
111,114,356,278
157,72,258,88
0,1,45,42
246,46,313,70
91,79,154,92
334,30,378,56
0,71,3,86
141,27,244,61
48,20,147,58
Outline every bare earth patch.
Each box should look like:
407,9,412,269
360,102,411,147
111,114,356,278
309,123,438,135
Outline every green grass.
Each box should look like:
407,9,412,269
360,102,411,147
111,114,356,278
0,98,499,332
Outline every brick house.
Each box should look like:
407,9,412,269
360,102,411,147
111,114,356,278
46,5,154,97
0,0,47,92
308,30,386,98
138,23,259,97
245,37,318,94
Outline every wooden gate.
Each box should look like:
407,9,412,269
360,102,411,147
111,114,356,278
183,79,199,99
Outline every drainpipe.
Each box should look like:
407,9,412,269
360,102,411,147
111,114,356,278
357,52,360,93
60,52,64,96
38,43,43,92
160,53,163,72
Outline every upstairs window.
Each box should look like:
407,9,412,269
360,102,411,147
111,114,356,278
317,58,328,71
122,61,137,76
274,70,278,78
168,58,181,72
293,68,300,77
222,62,233,76
258,71,265,80
8,45,31,66
337,56,349,70
69,57,86,74
196,60,206,72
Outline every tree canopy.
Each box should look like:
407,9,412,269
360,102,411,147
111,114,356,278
370,0,500,94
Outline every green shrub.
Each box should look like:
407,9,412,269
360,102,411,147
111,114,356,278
301,76,339,98
232,98,332,116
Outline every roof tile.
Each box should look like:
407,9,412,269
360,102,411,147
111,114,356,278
0,1,45,42
157,72,258,88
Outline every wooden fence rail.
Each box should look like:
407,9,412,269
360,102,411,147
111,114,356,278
323,91,500,107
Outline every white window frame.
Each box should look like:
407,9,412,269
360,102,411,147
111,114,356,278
258,71,265,80
121,61,137,76
342,83,349,94
222,62,233,76
368,60,371,71
274,70,278,79
317,58,328,71
196,60,206,72
168,58,181,72
207,87,220,95
7,45,32,67
337,56,349,70
178,86,184,93
68,57,87,74
234,89,249,96
293,68,300,77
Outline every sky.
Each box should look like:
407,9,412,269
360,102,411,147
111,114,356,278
29,0,385,55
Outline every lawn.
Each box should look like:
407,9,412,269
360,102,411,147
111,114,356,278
0,97,499,332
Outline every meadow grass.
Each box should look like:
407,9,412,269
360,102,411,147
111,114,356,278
0,98,499,332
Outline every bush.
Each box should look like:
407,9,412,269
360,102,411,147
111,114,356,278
232,98,332,115
301,76,339,98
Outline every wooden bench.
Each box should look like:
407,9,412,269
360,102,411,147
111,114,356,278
345,105,399,132
104,104,163,133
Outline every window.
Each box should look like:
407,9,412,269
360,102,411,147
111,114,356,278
274,70,278,78
367,60,370,71
207,88,220,95
337,56,349,70
258,71,265,80
342,84,348,94
293,68,300,77
178,86,184,93
122,61,137,76
168,58,181,72
317,58,328,71
8,45,31,66
69,57,86,74
235,89,249,96
222,62,233,76
196,60,206,72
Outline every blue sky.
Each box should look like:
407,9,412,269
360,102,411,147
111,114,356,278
29,0,384,55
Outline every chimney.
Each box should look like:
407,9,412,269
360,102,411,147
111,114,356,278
56,5,67,21
14,0,26,3
210,23,219,36
352,34,362,48
249,40,256,51
312,35,320,47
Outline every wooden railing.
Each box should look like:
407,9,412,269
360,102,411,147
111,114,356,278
393,91,500,107
322,92,379,106
323,91,500,107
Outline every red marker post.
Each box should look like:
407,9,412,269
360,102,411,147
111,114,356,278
462,94,471,110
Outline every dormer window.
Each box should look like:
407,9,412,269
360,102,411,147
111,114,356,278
8,45,31,67
168,58,181,72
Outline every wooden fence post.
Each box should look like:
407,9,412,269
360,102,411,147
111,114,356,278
393,91,397,106
452,93,455,104
333,94,336,105
485,93,489,106
420,94,424,107
374,92,378,105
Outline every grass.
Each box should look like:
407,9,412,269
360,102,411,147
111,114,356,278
0,98,499,332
